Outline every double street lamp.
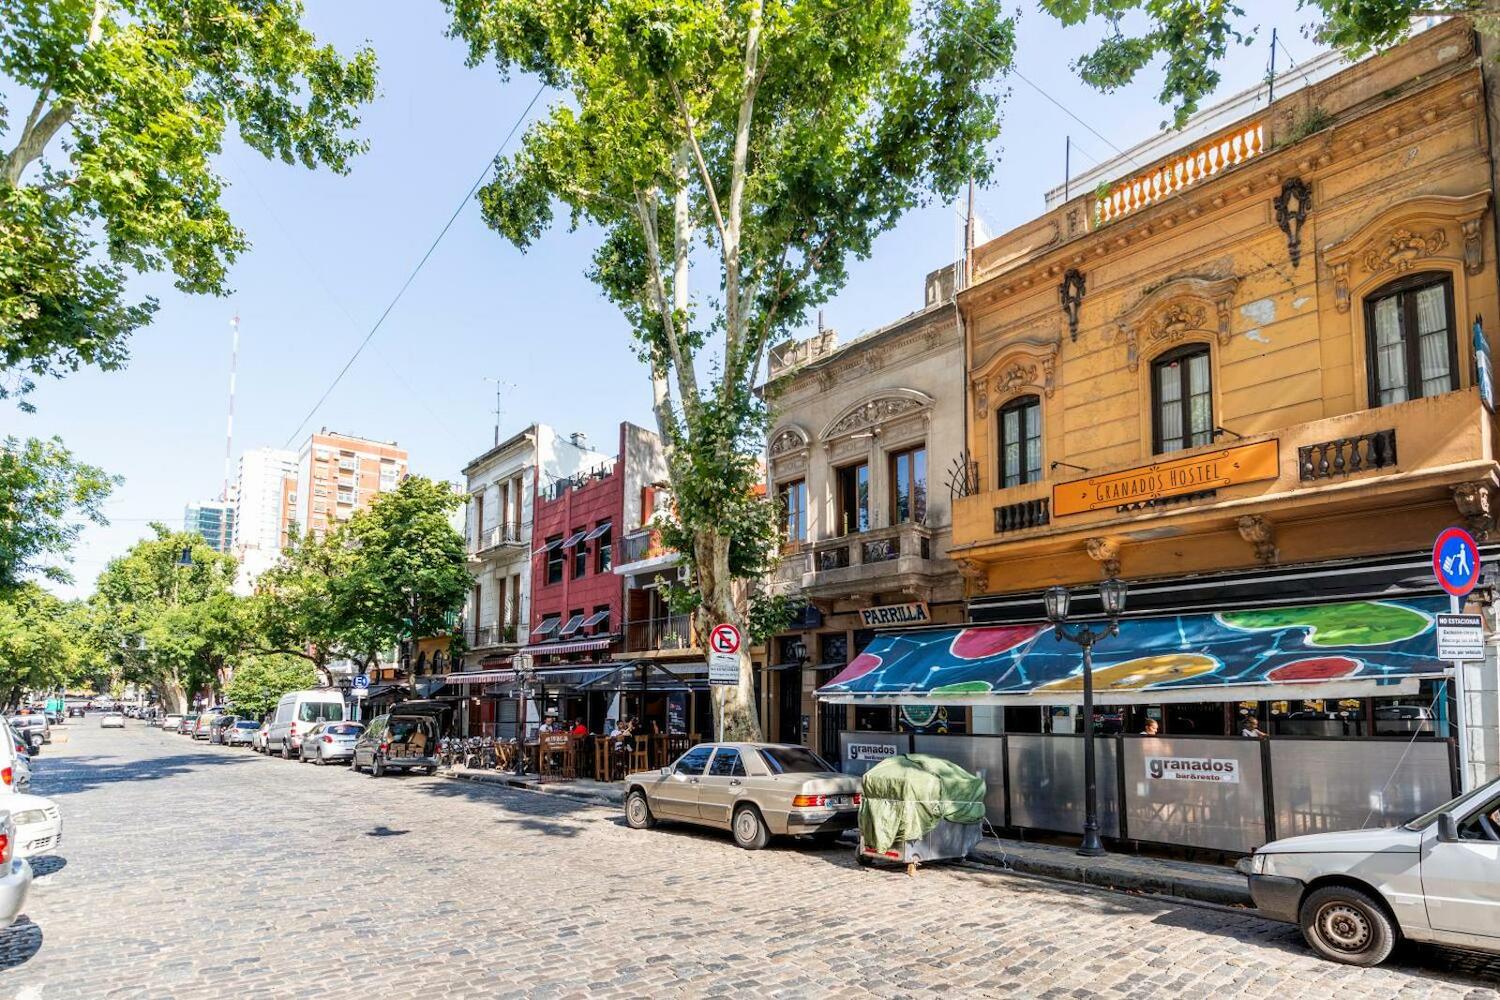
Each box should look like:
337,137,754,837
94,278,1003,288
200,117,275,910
1044,577,1128,858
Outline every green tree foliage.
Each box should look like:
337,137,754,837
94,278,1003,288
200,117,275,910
446,0,1014,738
0,434,117,593
0,0,377,404
250,476,469,675
1039,1,1486,126
89,526,243,712
225,653,316,721
334,476,470,669
0,583,75,708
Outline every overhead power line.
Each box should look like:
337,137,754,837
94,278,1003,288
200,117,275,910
281,82,547,449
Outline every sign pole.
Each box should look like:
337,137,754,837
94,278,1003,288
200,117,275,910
1451,592,1472,791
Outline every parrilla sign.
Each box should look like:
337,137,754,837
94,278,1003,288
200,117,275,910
1052,440,1279,516
1145,755,1241,783
858,602,931,627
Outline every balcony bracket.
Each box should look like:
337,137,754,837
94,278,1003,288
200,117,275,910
955,557,988,595
1084,537,1122,578
1453,481,1496,541
1236,514,1279,566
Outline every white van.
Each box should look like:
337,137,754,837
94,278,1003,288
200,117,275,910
267,690,347,759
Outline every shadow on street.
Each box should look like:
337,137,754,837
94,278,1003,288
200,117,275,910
32,751,251,796
28,855,66,877
0,918,42,971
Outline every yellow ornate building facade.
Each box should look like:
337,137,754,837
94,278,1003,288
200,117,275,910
953,20,1497,597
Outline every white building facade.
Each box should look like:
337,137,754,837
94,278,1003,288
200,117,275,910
232,446,297,593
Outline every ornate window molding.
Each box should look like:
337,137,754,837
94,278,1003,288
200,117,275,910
1113,275,1239,372
1322,191,1490,312
818,389,933,442
768,425,810,458
969,341,1059,419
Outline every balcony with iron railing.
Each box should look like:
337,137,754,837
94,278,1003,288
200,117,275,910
470,621,520,649
624,614,696,655
615,527,678,570
953,388,1494,555
467,523,525,558
802,521,946,597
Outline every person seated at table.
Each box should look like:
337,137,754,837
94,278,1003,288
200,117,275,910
570,718,588,737
539,714,559,734
610,718,636,752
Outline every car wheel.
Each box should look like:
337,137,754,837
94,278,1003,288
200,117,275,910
1299,885,1397,967
280,741,291,760
731,804,769,851
625,790,656,830
371,756,385,778
316,749,326,766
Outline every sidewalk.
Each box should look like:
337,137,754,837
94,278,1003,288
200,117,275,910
439,765,1250,908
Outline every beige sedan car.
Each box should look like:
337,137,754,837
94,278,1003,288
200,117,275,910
623,742,861,850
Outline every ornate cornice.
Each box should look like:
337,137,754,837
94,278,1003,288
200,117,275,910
820,390,933,441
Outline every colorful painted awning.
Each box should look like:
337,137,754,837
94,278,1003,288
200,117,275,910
816,597,1452,706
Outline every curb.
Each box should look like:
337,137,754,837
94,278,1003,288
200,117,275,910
438,767,624,809
967,840,1251,907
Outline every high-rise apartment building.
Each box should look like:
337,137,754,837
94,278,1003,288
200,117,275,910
183,500,236,553
232,446,297,592
293,429,408,541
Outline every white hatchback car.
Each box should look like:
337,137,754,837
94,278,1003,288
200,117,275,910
100,713,125,729
3,795,60,859
1243,776,1500,965
0,810,33,928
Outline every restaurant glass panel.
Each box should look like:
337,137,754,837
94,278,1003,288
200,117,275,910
1006,735,1120,837
1122,736,1266,853
913,734,1006,826
838,731,908,776
1269,739,1455,838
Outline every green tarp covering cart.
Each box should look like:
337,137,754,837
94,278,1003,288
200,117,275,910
856,754,986,872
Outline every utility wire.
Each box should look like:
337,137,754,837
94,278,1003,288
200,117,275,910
281,82,547,449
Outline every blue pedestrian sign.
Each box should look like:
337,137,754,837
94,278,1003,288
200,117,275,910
1433,527,1481,597
352,673,370,689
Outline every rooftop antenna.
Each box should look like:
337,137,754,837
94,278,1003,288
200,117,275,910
483,377,512,447
1064,137,1070,202
221,312,239,553
1268,28,1278,105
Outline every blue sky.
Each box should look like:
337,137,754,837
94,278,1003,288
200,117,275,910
11,0,1326,597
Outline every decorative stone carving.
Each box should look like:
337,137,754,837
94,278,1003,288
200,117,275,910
1362,227,1447,275
1236,515,1278,565
1453,482,1495,541
769,427,809,457
1463,216,1485,275
1040,353,1058,399
997,362,1038,393
1332,260,1351,313
955,558,989,595
822,392,932,440
1060,268,1086,342
1114,275,1239,372
1273,177,1311,269
1084,537,1120,578
815,369,836,392
973,380,990,419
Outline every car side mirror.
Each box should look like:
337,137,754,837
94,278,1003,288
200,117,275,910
660,767,671,777
1437,812,1460,843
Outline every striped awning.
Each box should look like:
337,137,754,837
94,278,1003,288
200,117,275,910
444,669,514,685
520,637,612,655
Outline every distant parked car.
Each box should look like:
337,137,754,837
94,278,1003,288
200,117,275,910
268,689,348,759
160,713,183,733
0,810,33,929
299,722,364,765
207,715,238,744
7,717,46,755
66,705,85,719
176,714,198,735
192,714,221,740
253,720,271,753
5,794,61,859
224,720,260,748
623,743,861,850
99,713,125,729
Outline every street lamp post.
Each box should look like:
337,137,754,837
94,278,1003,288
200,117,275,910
513,653,535,776
1044,578,1128,858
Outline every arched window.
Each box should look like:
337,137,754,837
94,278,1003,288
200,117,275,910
1364,272,1457,406
1152,345,1213,454
997,395,1042,487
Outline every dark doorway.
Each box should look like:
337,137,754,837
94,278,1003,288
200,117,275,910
777,666,803,744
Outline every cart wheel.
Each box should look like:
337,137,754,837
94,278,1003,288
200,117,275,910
854,844,873,867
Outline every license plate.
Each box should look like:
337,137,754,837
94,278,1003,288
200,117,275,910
826,795,852,808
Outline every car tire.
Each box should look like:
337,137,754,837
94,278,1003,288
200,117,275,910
625,790,656,830
732,804,769,851
1299,885,1398,967
280,741,291,760
371,756,385,778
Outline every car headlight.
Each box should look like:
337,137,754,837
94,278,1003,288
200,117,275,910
11,810,46,825
1250,852,1267,875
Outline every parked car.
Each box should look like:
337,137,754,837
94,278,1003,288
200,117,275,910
9,714,49,746
300,721,364,765
352,704,444,776
192,714,219,740
623,743,861,850
207,715,238,744
253,720,271,753
224,720,260,748
268,689,347,759
7,716,46,755
176,713,199,735
160,713,183,733
4,795,61,859
1241,775,1500,966
99,713,125,729
0,723,32,795
0,810,33,929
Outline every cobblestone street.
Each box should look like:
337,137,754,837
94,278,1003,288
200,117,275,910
2,722,1498,999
